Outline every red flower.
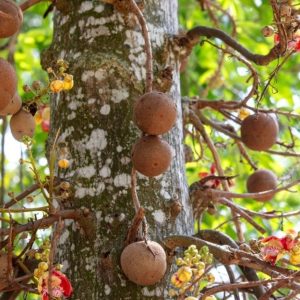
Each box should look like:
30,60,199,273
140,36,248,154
274,33,300,52
39,270,73,300
261,230,297,264
198,163,220,188
41,120,50,132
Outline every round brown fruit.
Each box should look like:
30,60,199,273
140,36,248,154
241,113,278,151
0,0,23,38
0,58,17,110
132,135,172,177
134,91,177,135
120,241,167,286
246,169,277,201
10,109,35,141
0,93,21,116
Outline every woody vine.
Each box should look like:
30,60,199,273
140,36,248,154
1,0,300,300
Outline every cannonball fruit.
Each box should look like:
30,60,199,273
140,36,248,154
0,93,21,116
246,169,277,201
0,58,17,110
120,241,167,286
10,109,35,141
132,135,172,177
241,113,278,151
134,91,177,135
0,0,23,38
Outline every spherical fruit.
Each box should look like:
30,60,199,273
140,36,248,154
241,113,278,151
0,0,23,38
134,91,177,135
0,93,21,116
132,135,172,177
120,241,167,286
10,109,35,141
0,58,17,110
246,169,277,201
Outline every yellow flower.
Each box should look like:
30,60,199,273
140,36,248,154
238,108,250,120
184,297,198,300
63,80,74,90
171,273,184,288
50,80,64,93
177,266,193,282
290,253,300,265
38,262,49,271
63,74,74,90
34,111,43,125
58,159,70,169
204,297,217,300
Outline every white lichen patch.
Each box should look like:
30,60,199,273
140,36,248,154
79,1,94,13
67,111,76,120
82,70,95,82
100,165,111,178
141,287,161,297
95,69,106,81
120,156,130,165
75,183,105,199
104,284,111,295
114,173,131,188
152,209,166,224
61,260,69,272
86,129,107,151
83,26,110,40
160,188,171,200
95,4,104,13
77,165,96,179
59,229,70,245
111,88,129,103
88,98,96,105
116,146,123,152
100,104,110,115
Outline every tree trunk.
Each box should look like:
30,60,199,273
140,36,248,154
43,0,193,298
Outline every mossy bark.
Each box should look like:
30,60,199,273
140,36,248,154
43,0,193,299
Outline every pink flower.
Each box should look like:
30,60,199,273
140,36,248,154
274,33,300,52
38,270,73,300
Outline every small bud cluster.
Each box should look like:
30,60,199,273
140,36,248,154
169,245,215,299
48,59,74,93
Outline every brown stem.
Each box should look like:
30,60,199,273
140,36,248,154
0,209,81,236
163,235,295,278
211,178,300,200
189,109,244,242
200,278,290,299
218,197,266,234
128,0,153,92
187,26,283,65
3,183,40,208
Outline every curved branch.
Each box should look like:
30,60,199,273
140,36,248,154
163,235,295,278
187,26,282,65
211,178,300,200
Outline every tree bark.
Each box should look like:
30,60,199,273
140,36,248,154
42,0,192,298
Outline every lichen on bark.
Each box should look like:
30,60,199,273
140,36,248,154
42,0,193,299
